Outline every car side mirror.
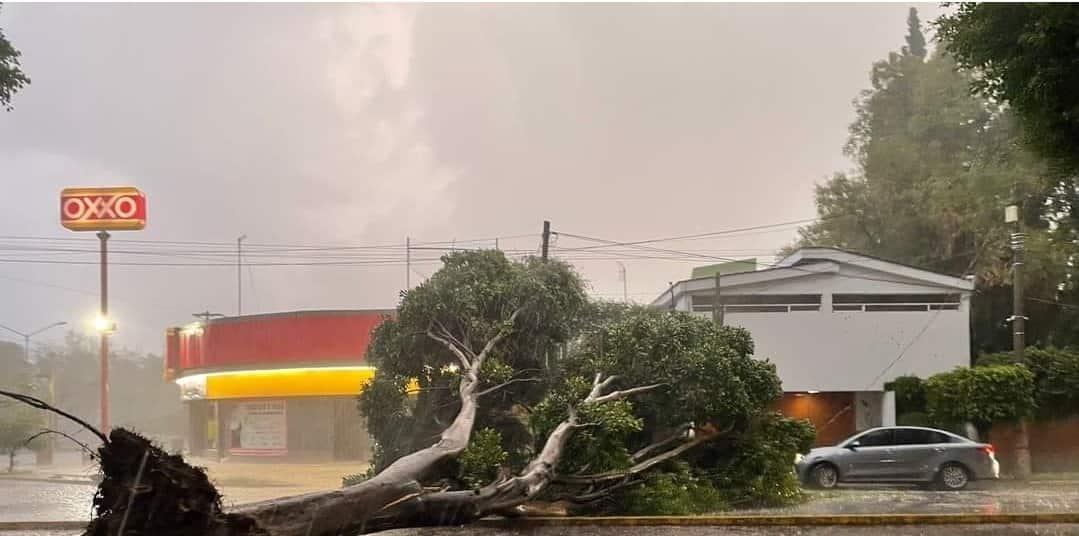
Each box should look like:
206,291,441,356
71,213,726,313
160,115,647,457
846,441,860,450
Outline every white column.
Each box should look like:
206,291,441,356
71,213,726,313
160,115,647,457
882,390,896,427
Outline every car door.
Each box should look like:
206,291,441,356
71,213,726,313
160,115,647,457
841,428,898,480
892,428,941,480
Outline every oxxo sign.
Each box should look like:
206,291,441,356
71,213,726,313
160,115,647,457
60,187,147,231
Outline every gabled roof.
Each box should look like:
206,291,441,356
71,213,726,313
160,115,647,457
651,247,974,308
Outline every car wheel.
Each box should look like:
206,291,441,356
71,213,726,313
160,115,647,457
811,463,839,489
937,463,970,491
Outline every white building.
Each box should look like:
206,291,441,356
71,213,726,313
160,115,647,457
651,247,973,445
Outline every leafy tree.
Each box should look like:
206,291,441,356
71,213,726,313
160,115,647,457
0,344,40,472
793,8,1074,354
359,250,591,476
0,4,30,111
904,7,927,58
542,308,814,512
936,4,1079,173
358,255,813,517
925,364,1035,435
0,398,37,472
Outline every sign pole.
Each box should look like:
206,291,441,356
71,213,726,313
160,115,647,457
98,230,110,432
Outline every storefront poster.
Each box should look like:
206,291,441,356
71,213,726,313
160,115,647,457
229,400,287,456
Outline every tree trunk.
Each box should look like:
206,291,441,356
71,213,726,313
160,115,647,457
225,375,659,536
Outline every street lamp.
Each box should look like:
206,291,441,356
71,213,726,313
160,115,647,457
0,321,68,363
92,315,116,334
0,321,67,466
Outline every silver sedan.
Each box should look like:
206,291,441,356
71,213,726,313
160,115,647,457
795,426,1000,490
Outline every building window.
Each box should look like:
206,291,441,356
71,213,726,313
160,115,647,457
691,294,822,314
831,293,961,313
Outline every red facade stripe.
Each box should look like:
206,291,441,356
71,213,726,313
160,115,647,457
171,312,389,372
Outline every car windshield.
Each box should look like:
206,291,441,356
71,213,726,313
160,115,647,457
1,2,1073,532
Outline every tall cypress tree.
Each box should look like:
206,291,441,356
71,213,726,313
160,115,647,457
904,7,927,58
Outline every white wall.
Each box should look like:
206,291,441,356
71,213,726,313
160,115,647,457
686,264,970,392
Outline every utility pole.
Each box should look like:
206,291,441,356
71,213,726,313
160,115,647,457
541,221,551,261
98,230,110,432
237,234,247,316
713,271,724,326
406,236,411,289
617,262,628,302
1006,201,1031,479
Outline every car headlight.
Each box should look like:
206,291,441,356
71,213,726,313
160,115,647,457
794,453,805,464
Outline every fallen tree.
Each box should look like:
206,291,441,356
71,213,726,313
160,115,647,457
0,251,814,535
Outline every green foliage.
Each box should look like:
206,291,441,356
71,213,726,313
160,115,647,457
936,4,1079,173
904,7,927,58
456,428,509,489
792,8,1079,355
540,310,802,510
620,462,725,515
0,5,30,111
0,348,41,472
884,375,927,416
560,309,780,433
359,250,590,472
531,375,642,476
706,413,815,508
977,347,1079,419
357,253,807,510
925,365,1035,432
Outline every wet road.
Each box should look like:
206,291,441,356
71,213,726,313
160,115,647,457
4,479,1079,526
739,484,1079,516
0,480,96,524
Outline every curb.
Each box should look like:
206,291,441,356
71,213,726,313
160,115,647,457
6,513,1079,532
478,513,1079,527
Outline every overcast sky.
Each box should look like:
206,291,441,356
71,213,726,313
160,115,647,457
0,3,941,354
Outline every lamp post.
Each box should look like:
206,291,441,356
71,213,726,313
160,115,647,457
0,321,67,465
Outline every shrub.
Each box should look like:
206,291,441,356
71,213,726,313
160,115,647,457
884,375,926,415
975,347,1079,420
925,364,1035,433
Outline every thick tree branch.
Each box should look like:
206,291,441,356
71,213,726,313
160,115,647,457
630,423,692,462
557,427,721,486
590,383,664,404
359,372,659,532
231,307,528,535
426,325,473,369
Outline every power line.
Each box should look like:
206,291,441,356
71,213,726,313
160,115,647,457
555,230,974,291
553,217,820,253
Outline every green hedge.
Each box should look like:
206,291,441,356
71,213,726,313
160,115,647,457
976,347,1079,419
925,364,1035,432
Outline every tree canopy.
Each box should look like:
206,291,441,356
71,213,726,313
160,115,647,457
794,8,1078,354
359,251,813,514
936,4,1079,174
0,4,30,111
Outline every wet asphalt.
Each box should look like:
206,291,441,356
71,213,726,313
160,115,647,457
5,480,1079,534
